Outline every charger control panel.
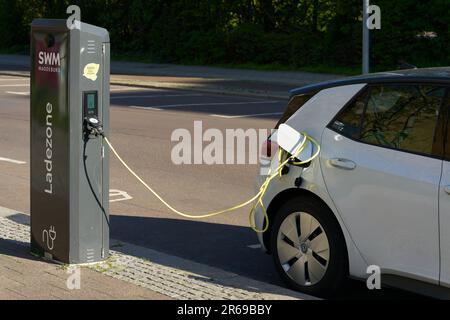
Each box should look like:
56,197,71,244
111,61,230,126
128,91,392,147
83,91,98,118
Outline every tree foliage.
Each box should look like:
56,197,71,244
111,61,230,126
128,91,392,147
0,0,448,70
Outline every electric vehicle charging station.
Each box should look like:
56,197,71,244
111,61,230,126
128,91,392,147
30,19,110,264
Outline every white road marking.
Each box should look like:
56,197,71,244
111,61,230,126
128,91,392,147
0,78,29,81
111,93,203,100
109,189,133,203
247,244,262,249
135,100,280,109
6,91,29,96
0,157,26,165
128,106,163,111
0,84,29,87
110,87,149,92
210,112,283,119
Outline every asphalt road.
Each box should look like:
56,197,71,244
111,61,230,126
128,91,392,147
0,74,424,299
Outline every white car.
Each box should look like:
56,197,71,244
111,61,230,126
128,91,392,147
254,68,450,298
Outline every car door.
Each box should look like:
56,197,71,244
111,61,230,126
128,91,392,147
321,83,446,283
440,93,450,286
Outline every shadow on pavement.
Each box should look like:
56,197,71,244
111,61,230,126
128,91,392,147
110,215,282,286
0,238,30,258
110,214,428,300
0,213,427,299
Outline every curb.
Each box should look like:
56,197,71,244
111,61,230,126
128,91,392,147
0,70,290,100
111,78,290,100
0,71,29,78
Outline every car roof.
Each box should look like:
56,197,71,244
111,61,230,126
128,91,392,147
290,67,450,97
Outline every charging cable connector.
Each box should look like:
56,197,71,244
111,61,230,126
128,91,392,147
85,117,104,137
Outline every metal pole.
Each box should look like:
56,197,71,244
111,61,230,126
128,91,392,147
362,0,370,74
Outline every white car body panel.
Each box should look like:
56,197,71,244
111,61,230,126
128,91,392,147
321,129,441,283
285,84,367,138
254,83,370,279
440,160,450,286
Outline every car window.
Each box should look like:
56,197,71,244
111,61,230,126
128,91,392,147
360,85,445,156
275,93,316,129
331,88,369,139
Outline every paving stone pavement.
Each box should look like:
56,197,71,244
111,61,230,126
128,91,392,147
0,209,316,300
0,215,168,300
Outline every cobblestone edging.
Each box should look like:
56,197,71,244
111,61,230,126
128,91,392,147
0,215,29,243
94,252,263,300
0,214,315,300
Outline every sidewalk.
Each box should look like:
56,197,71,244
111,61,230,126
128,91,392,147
0,240,168,300
0,207,316,300
0,54,340,99
0,217,168,300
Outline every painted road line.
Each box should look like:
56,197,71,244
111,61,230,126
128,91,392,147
0,78,29,81
145,100,281,109
0,157,26,165
0,84,30,87
6,91,29,96
109,189,133,203
247,244,262,249
111,93,203,100
110,87,149,92
128,106,163,111
210,112,283,119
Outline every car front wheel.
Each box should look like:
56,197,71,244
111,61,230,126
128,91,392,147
271,196,347,297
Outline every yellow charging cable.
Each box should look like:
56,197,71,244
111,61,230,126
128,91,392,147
103,134,320,233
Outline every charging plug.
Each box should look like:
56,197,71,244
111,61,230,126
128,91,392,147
85,116,104,136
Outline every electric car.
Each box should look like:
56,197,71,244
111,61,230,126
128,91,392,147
254,68,450,298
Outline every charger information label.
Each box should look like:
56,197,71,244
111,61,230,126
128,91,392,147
83,63,100,81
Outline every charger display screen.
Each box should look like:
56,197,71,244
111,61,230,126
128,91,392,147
83,91,98,118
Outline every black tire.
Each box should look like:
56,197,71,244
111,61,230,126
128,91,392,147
270,196,348,297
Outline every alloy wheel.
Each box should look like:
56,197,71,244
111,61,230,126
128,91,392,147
276,211,330,286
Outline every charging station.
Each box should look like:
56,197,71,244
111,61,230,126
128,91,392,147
30,19,110,264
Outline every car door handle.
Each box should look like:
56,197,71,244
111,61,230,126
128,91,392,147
329,158,357,170
445,186,450,195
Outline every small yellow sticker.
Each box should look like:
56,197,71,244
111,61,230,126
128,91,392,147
83,63,100,81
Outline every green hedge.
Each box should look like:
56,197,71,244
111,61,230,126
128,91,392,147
0,0,448,71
